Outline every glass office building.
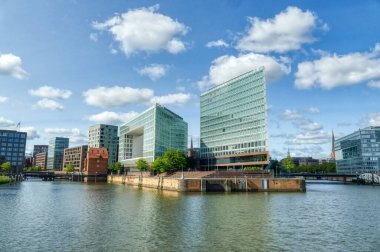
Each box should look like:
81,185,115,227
119,104,188,167
335,126,380,174
200,68,269,170
0,129,27,171
47,137,69,170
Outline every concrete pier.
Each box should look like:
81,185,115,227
108,175,306,192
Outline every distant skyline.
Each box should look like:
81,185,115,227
1,0,380,159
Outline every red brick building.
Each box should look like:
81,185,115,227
84,147,108,175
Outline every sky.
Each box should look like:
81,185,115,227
0,0,380,159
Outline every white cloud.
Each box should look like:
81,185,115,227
285,131,331,145
368,80,380,89
308,107,320,113
93,4,189,55
337,122,351,127
29,86,72,99
83,86,191,108
296,121,323,131
20,126,40,140
0,96,8,103
270,133,295,139
237,6,321,53
176,86,186,92
0,53,29,79
295,44,380,89
34,99,64,110
44,128,87,145
198,53,290,90
150,93,191,106
0,116,14,127
89,33,98,42
360,113,380,127
87,111,139,125
137,64,169,81
83,86,154,108
206,39,229,48
282,109,303,120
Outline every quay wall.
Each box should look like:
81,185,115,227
108,175,305,192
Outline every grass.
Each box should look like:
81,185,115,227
0,176,12,184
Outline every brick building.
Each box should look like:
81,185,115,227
84,147,108,175
63,145,88,172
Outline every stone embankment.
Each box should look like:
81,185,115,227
108,171,305,192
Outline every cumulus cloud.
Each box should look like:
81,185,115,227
308,107,320,113
360,113,380,127
295,121,323,131
0,116,14,127
0,53,29,79
150,93,191,106
93,4,189,55
282,109,303,120
270,133,295,139
87,111,139,125
237,6,323,53
89,33,98,42
29,86,72,99
368,80,380,89
295,44,380,89
206,39,229,48
137,64,169,81
83,86,191,108
44,128,87,145
34,99,64,110
83,86,154,108
20,126,40,140
198,53,290,90
285,131,331,145
0,96,8,103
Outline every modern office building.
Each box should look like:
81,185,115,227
63,145,88,172
88,124,118,168
47,137,69,170
200,68,269,170
335,126,380,174
35,152,47,170
33,145,49,158
119,104,188,167
0,129,27,172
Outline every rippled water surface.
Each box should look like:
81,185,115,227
1,181,379,251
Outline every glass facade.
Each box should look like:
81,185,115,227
88,124,118,167
47,137,69,170
119,104,188,167
0,130,27,170
200,68,268,169
335,126,380,174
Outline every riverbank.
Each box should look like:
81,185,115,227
108,172,306,192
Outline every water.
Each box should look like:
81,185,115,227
0,181,379,251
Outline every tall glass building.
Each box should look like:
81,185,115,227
335,126,380,174
47,137,69,170
119,104,188,167
88,124,118,167
0,129,27,172
200,68,269,170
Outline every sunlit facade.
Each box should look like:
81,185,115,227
335,126,380,174
118,104,188,167
200,68,269,169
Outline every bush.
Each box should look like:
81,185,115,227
0,176,12,184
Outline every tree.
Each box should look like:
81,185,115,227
110,162,123,174
136,158,149,171
1,162,11,175
282,151,295,173
64,163,75,173
162,149,187,173
151,157,166,174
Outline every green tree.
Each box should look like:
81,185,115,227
151,157,166,173
282,151,295,173
1,162,11,175
136,158,149,171
162,149,187,173
64,164,75,173
110,162,123,174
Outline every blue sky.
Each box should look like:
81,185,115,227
1,0,380,158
